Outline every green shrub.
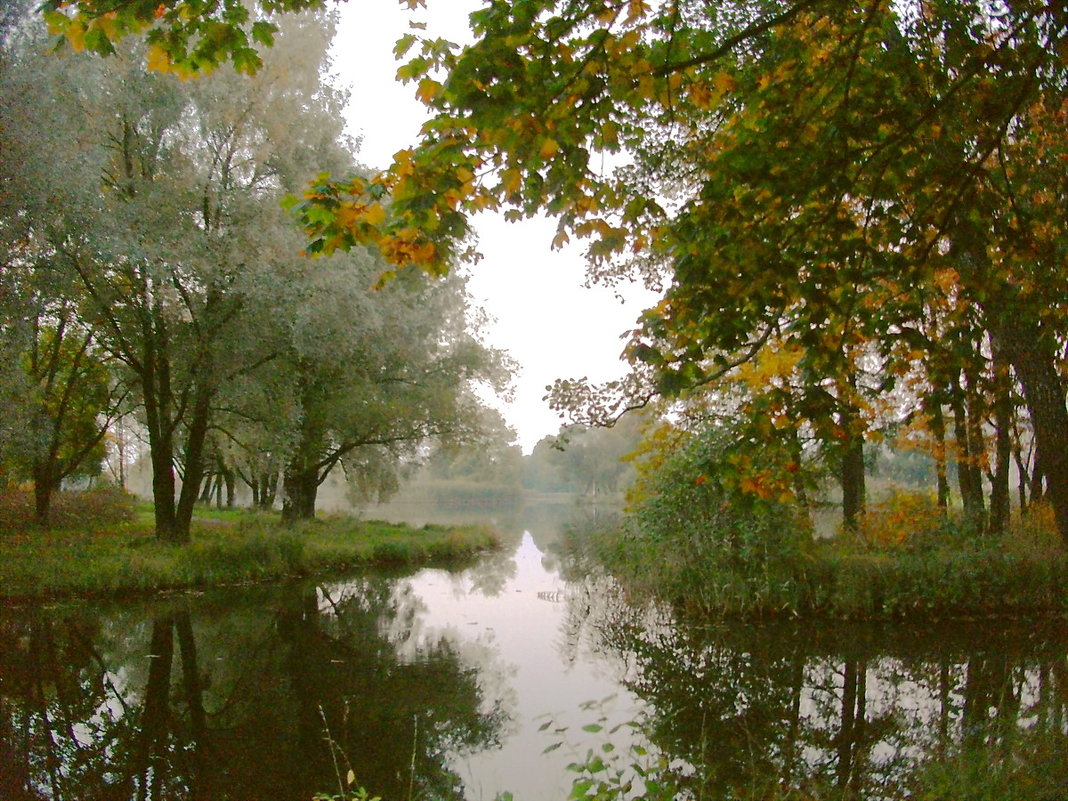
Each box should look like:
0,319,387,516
613,427,812,617
0,486,135,533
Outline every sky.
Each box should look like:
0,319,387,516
329,2,659,453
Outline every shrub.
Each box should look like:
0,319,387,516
613,426,812,616
856,488,949,548
0,486,135,533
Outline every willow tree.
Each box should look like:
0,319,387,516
10,7,355,541
46,0,1068,542
269,255,509,522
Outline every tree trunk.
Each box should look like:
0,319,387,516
222,465,236,508
282,465,319,522
261,470,278,509
926,397,950,511
141,312,186,544
31,464,56,524
991,323,1068,546
840,428,865,534
149,433,181,543
987,343,1013,536
174,385,212,541
951,376,986,530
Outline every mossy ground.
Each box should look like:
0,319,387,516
0,488,499,600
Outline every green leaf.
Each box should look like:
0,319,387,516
586,755,607,773
251,21,277,48
84,27,115,56
394,33,417,59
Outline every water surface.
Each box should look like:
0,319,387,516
1,502,1065,800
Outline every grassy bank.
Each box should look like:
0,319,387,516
0,489,499,601
587,495,1068,620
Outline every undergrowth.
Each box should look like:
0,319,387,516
0,492,499,600
592,485,1068,620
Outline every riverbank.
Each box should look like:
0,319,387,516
0,489,500,601
585,500,1068,621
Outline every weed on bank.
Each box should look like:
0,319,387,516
591,489,1068,620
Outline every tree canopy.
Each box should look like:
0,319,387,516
4,3,510,538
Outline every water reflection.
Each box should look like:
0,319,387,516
1,503,1065,801
568,578,1068,799
0,580,507,801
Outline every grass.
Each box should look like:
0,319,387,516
587,492,1068,621
0,489,499,601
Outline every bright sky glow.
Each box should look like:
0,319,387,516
330,1,659,453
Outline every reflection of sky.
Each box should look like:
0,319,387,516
393,531,646,801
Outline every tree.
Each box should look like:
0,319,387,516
10,309,117,521
265,253,510,521
1,15,121,517
523,415,645,495
7,7,359,540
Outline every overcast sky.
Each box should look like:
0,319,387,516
329,2,659,453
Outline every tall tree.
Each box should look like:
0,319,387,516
8,7,358,540
264,252,510,521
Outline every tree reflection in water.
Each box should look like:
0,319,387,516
564,578,1068,800
0,578,506,801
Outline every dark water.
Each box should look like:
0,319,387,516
1,502,1065,801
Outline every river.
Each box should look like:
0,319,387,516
1,500,1065,800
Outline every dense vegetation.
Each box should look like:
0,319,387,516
16,2,1068,613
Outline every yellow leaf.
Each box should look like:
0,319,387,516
539,138,559,159
637,74,655,99
413,240,437,263
471,190,497,211
145,44,172,74
416,77,441,104
66,22,87,53
502,169,522,195
364,203,386,226
626,0,649,23
337,202,361,228
712,71,737,94
552,230,570,249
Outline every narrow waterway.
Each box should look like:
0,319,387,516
1,501,1065,800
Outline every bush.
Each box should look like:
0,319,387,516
0,486,135,533
856,488,950,548
612,426,812,616
587,427,1068,620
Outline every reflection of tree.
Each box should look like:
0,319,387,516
459,544,517,597
269,580,506,801
0,579,506,801
569,587,1068,800
0,607,206,801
